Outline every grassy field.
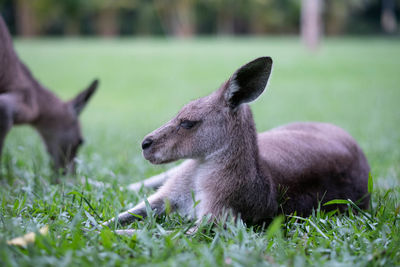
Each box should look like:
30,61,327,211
1,37,399,266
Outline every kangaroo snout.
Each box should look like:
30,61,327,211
142,136,160,164
141,138,153,150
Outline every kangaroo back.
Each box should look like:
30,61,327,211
258,122,370,215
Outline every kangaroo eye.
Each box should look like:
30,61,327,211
180,120,197,130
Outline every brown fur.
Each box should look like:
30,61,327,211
105,57,370,231
0,16,98,173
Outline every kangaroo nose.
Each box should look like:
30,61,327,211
142,138,153,150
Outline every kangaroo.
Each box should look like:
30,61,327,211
104,57,370,232
0,16,98,174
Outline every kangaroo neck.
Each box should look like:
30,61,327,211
196,105,277,223
204,105,261,179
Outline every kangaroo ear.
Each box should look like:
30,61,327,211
70,79,99,115
224,57,272,109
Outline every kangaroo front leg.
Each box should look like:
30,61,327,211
103,160,198,235
103,190,169,228
127,172,168,192
127,160,193,192
0,95,15,162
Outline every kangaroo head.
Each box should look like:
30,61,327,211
142,57,273,164
38,79,98,173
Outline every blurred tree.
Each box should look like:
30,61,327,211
32,0,92,35
196,0,235,35
324,0,349,35
381,0,397,33
301,0,322,51
248,0,300,34
60,0,88,35
153,0,195,37
324,0,376,35
94,0,119,37
0,0,16,34
4,0,398,37
135,1,163,35
325,0,399,35
91,0,139,37
97,7,118,36
15,0,38,36
193,1,216,34
197,0,299,35
215,0,235,35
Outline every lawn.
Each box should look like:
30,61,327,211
0,37,399,266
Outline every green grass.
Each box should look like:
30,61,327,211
1,37,400,266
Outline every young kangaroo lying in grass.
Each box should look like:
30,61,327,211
104,57,369,232
0,16,98,174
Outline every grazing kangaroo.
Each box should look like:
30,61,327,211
104,57,369,232
0,16,98,173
